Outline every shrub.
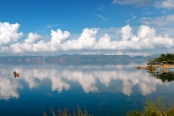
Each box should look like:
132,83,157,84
42,106,93,116
128,100,174,116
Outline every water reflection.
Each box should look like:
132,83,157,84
150,72,174,82
0,63,170,100
0,79,22,100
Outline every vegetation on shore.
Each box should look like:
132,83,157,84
42,106,93,116
42,100,174,116
151,54,174,63
136,54,174,72
135,65,156,72
128,100,174,116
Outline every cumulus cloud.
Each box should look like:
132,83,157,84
25,33,41,44
155,0,174,9
9,27,97,53
141,14,174,26
61,28,97,51
0,22,23,45
94,34,116,49
121,25,133,41
0,22,174,55
112,0,153,7
51,29,70,44
100,25,173,50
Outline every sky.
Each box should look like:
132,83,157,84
0,0,174,56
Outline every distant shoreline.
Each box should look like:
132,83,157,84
136,64,174,73
0,55,147,64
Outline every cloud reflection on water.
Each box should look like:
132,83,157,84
0,78,22,100
0,68,22,100
0,63,168,99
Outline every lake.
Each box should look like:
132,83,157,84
0,61,174,116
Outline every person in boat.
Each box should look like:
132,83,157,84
13,71,19,78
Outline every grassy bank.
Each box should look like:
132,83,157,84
42,100,174,116
42,106,93,116
128,100,174,116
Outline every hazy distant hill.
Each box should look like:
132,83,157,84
0,55,132,64
0,54,156,64
45,55,131,61
143,54,161,61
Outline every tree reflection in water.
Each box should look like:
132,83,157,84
150,72,174,82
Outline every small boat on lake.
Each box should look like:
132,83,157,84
13,71,19,78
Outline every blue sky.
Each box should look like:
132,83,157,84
0,0,174,56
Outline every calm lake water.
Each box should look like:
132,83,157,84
0,62,174,116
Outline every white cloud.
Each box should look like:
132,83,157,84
25,33,41,44
94,34,116,49
0,22,23,45
51,29,70,44
1,22,174,55
112,0,152,7
141,14,174,26
121,25,133,41
94,14,108,21
62,28,97,51
155,0,174,9
10,28,70,53
126,16,137,23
